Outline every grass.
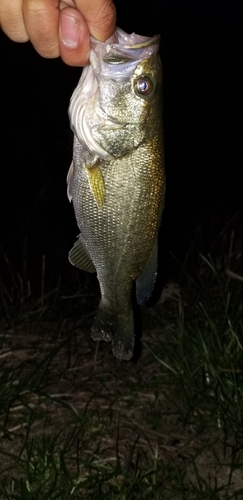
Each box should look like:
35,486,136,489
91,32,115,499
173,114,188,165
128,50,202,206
0,221,243,499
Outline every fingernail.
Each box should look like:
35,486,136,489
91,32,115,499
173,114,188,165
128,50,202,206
61,14,80,48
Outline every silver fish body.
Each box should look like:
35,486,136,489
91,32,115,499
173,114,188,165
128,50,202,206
67,28,165,360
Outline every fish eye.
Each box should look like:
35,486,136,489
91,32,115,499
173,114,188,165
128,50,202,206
134,76,153,96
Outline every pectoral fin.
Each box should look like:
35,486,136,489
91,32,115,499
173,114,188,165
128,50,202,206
69,235,96,273
86,164,105,208
136,238,158,305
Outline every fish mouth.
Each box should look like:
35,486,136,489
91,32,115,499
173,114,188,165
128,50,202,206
91,28,160,71
91,28,160,51
116,28,160,50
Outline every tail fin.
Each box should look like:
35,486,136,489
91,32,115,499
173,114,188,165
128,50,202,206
91,302,134,360
112,309,134,361
91,302,113,343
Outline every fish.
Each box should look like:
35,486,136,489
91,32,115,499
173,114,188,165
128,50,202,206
67,28,165,361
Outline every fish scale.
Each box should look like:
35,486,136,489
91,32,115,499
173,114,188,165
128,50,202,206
68,28,165,360
72,140,163,276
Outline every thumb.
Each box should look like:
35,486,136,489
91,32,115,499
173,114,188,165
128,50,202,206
59,7,90,66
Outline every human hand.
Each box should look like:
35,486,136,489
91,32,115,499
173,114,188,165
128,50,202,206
0,0,116,66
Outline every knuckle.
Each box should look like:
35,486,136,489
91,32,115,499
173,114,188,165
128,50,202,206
87,1,116,39
97,2,116,30
2,24,29,43
24,0,49,14
0,1,29,42
34,37,60,58
23,0,59,57
10,31,29,43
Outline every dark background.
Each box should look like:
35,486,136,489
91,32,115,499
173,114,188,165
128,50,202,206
1,1,243,293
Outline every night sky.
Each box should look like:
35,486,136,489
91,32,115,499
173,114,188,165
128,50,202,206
1,1,243,290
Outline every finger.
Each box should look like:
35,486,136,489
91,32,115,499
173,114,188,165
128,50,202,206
74,0,116,42
59,7,90,66
0,0,29,42
59,0,116,66
23,0,60,58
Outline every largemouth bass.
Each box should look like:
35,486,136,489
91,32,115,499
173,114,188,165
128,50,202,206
67,28,165,360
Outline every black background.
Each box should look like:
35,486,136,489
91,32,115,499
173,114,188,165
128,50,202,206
1,1,243,291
